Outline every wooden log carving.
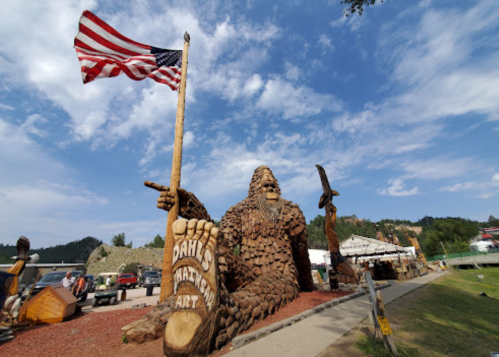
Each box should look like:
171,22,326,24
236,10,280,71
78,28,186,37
146,166,313,356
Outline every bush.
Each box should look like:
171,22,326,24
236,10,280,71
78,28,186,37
99,246,108,258
121,262,139,276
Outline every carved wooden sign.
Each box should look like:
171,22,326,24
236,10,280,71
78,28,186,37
164,219,219,356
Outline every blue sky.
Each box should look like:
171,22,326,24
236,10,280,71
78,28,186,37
1,0,498,249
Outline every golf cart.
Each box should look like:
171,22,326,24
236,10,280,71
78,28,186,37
92,272,119,307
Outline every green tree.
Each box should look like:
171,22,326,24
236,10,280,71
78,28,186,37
487,215,499,227
112,233,126,247
419,219,478,257
99,246,108,258
307,215,327,249
341,0,383,16
121,262,139,276
145,234,165,248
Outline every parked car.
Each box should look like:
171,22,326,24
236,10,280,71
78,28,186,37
140,271,161,287
22,271,67,301
470,241,497,252
116,273,137,289
92,272,119,307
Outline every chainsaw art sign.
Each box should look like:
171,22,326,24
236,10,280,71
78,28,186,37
172,219,217,312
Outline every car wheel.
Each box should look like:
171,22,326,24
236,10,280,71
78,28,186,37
92,299,98,307
110,297,117,305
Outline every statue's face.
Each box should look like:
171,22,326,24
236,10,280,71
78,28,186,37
260,169,279,202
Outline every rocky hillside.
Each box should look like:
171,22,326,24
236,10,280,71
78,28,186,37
86,244,164,276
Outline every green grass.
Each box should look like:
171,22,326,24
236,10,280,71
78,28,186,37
356,335,393,357
356,268,499,356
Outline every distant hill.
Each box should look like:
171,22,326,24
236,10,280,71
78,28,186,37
0,237,103,264
85,244,164,276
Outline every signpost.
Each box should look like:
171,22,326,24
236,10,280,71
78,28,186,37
364,272,399,356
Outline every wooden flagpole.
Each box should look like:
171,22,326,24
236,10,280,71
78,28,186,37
160,32,190,302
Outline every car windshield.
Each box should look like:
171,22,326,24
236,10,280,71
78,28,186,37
97,275,117,285
39,272,66,283
121,274,133,278
144,271,160,277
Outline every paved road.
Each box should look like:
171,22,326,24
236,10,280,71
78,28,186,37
81,285,161,313
225,272,446,357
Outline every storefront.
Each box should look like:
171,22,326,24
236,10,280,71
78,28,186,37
332,235,419,281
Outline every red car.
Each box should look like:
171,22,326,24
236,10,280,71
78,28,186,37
116,273,137,289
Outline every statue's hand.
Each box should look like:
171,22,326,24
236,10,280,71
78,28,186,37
144,181,189,212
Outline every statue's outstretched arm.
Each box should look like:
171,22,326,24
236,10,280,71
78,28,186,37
144,181,211,221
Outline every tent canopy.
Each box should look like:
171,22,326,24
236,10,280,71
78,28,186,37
339,235,414,258
308,249,329,265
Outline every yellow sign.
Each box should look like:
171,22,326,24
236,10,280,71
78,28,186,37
377,316,392,335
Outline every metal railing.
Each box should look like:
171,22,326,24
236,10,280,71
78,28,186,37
427,251,493,261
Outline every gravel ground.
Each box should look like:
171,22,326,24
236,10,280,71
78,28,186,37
0,290,353,357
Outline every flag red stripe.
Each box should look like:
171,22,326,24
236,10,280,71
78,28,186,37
74,10,181,90
154,67,181,83
82,59,147,83
76,49,157,67
82,10,151,50
75,41,127,61
149,75,178,90
79,23,144,57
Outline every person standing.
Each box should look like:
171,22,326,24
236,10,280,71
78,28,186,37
62,271,76,292
75,274,86,295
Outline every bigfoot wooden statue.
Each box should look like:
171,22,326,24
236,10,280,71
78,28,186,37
145,166,313,357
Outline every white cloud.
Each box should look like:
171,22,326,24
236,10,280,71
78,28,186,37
318,34,335,54
330,12,366,31
401,157,474,181
257,78,342,120
0,1,282,166
375,2,499,125
284,62,302,82
242,74,264,97
439,173,499,199
0,117,116,246
0,103,14,111
378,178,419,196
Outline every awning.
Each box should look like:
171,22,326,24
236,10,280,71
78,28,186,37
338,234,415,258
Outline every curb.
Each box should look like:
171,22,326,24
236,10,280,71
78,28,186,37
231,282,391,349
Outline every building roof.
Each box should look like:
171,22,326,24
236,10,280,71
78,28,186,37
339,234,413,257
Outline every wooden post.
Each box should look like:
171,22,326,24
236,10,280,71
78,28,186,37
160,33,190,302
440,241,453,272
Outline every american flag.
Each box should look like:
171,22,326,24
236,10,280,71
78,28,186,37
74,10,182,90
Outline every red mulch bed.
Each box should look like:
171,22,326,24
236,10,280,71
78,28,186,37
0,290,352,357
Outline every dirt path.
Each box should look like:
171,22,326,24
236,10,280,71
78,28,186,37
0,290,353,357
